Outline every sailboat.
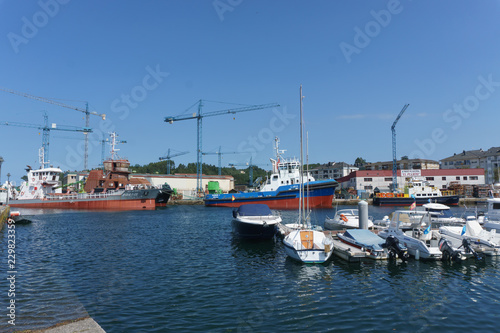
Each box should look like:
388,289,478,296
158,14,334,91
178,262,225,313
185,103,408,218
283,86,334,264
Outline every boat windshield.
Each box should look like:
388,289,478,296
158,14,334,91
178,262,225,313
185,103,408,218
426,208,453,218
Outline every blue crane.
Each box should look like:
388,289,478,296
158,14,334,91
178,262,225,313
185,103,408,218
202,146,244,175
228,157,269,187
159,149,189,174
391,104,410,191
165,100,279,193
0,86,105,170
1,112,92,168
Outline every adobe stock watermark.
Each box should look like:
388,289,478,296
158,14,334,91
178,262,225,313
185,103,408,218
236,106,295,158
213,0,243,21
339,0,403,64
7,0,70,54
54,64,169,170
410,74,500,159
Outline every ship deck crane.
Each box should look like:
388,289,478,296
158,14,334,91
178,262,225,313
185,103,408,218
159,149,189,174
165,100,279,193
0,86,106,170
1,112,92,168
202,146,244,175
391,104,410,191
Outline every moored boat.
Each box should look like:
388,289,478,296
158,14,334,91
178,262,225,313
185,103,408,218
337,229,388,259
232,204,281,239
204,137,337,209
325,209,374,230
373,177,459,206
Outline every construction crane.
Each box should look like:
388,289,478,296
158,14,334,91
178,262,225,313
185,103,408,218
202,146,244,175
159,149,189,174
0,86,106,170
229,157,267,187
391,104,410,191
0,112,92,168
165,100,279,193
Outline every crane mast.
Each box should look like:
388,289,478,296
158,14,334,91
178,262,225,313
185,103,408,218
391,104,410,191
165,100,279,194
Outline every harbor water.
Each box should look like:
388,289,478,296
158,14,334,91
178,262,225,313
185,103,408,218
1,205,500,332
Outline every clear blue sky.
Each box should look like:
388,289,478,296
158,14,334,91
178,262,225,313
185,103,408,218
1,0,500,183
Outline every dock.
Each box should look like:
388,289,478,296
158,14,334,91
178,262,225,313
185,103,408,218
28,317,105,333
0,205,10,231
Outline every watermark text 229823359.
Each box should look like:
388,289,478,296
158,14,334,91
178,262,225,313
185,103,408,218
7,0,71,54
6,220,17,326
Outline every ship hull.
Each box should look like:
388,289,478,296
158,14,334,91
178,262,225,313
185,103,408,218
204,180,336,209
373,195,460,207
9,189,159,211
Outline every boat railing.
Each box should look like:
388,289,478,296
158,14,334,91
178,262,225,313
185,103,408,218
44,191,121,201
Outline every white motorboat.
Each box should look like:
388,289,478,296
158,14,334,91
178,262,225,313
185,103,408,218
325,209,374,230
483,198,500,231
231,204,282,239
417,203,464,225
440,219,500,256
378,210,442,260
283,86,334,264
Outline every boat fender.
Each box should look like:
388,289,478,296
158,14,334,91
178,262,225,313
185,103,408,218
340,214,348,222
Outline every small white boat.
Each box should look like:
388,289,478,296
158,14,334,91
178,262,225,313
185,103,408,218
283,86,333,264
440,219,500,256
378,210,442,260
417,203,464,225
325,209,373,230
482,198,500,231
232,204,281,239
283,229,334,263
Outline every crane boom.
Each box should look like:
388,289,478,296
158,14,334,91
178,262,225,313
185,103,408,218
392,104,409,191
1,114,92,168
0,86,106,170
159,149,189,174
165,100,279,193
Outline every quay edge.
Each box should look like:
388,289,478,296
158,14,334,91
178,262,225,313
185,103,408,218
1,205,10,231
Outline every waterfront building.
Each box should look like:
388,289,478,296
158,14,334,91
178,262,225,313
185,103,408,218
336,168,485,195
441,147,500,184
133,173,234,198
364,158,440,171
310,162,358,180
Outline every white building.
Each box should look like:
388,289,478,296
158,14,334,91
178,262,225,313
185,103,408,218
134,173,234,198
441,147,500,184
336,169,485,195
310,162,358,180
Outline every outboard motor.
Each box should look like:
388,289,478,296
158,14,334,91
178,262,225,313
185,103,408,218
438,238,462,263
460,238,482,261
383,235,409,262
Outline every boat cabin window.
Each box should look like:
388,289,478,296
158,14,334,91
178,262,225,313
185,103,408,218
272,175,278,181
493,203,500,210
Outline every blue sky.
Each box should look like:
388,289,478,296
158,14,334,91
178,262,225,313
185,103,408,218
1,0,500,183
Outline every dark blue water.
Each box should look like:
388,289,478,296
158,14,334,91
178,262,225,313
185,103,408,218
1,205,500,332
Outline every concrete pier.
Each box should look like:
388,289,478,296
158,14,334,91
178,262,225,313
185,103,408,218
30,317,105,333
0,205,10,231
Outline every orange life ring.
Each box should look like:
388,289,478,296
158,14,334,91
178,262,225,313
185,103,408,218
21,191,24,196
32,178,35,182
31,191,35,195
43,177,46,181
340,214,348,222
386,193,394,198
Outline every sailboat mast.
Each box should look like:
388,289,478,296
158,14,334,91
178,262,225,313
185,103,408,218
299,85,305,224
